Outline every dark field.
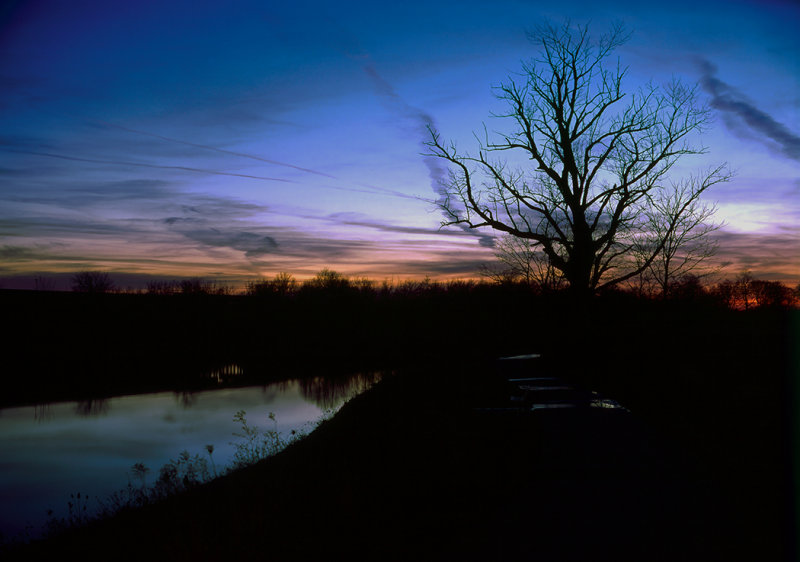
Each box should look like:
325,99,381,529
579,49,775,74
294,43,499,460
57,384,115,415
2,287,797,560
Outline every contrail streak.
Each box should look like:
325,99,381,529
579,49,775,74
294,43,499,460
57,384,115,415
6,149,298,183
4,148,427,200
89,119,423,200
91,120,339,179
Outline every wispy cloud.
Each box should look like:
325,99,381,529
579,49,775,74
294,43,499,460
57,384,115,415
4,179,176,208
713,228,800,281
362,60,496,248
165,218,279,258
697,58,800,162
0,169,464,270
0,245,41,260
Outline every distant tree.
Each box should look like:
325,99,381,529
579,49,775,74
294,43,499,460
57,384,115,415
481,233,566,291
750,279,796,309
351,277,376,292
711,278,738,308
246,272,297,297
303,268,351,291
478,265,518,286
667,274,709,302
392,277,443,297
71,271,116,293
711,272,795,309
633,178,722,297
180,278,208,295
34,275,56,291
272,272,298,295
426,21,730,297
712,271,756,309
734,271,756,310
146,280,181,295
179,278,230,295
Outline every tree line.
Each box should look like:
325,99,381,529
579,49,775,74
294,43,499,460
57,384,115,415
63,268,799,310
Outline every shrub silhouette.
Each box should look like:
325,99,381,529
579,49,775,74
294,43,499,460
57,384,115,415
71,271,115,293
245,272,297,297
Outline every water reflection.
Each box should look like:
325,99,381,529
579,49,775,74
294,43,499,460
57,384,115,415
74,399,109,417
34,404,53,422
0,370,382,540
296,371,383,410
171,371,384,413
173,391,198,408
207,363,245,384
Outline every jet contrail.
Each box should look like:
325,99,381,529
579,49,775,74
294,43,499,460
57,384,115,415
6,149,298,183
91,119,339,178
5,148,428,201
89,119,425,200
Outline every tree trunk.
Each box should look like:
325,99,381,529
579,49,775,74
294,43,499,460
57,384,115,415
566,215,595,297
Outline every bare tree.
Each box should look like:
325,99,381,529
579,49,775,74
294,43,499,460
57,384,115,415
426,21,730,296
713,272,797,309
246,272,297,297
633,175,723,297
71,271,116,293
749,279,796,309
481,233,565,291
34,275,57,291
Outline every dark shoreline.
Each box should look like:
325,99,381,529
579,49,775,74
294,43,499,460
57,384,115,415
2,284,556,408
2,289,796,560
6,285,792,408
7,347,796,561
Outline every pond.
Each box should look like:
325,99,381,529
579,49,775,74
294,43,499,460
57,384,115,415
0,371,381,541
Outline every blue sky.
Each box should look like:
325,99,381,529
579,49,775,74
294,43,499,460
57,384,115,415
1,0,798,289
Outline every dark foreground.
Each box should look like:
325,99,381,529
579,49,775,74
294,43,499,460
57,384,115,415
8,346,796,561
2,290,796,560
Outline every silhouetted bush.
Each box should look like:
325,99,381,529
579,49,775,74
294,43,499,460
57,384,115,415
179,278,231,295
145,280,181,295
245,272,297,297
301,268,351,292
71,271,115,293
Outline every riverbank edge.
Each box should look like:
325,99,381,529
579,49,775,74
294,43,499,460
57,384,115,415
6,342,796,562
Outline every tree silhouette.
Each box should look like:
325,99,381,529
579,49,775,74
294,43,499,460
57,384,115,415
632,178,722,297
246,272,297,297
712,272,796,309
426,21,730,296
71,271,116,293
480,233,565,291
303,268,351,291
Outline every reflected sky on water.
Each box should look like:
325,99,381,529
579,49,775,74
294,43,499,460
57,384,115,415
0,372,380,540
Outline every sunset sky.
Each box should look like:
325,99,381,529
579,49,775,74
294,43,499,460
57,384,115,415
1,0,798,289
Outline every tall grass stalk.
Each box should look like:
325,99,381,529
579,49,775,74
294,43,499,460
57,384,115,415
31,409,324,544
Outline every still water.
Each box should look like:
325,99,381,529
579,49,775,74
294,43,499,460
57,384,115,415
0,372,380,540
